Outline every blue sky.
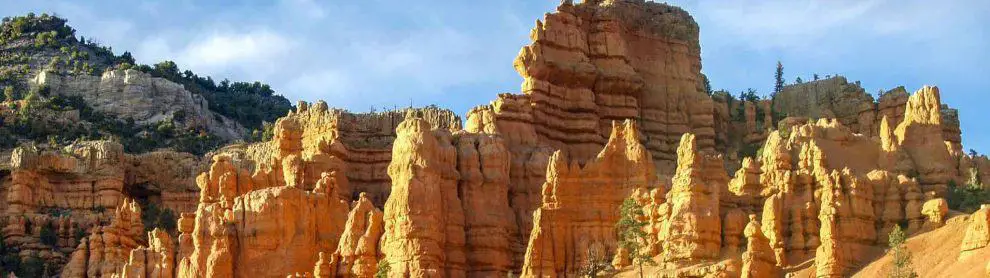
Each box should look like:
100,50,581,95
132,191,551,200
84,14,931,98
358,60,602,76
3,0,988,153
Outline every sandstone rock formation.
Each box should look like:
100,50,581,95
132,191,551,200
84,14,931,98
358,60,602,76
1,140,201,272
3,1,986,277
1,139,203,263
213,101,461,207
454,124,515,276
773,76,876,136
661,133,725,266
774,77,963,147
960,205,990,260
333,105,461,206
922,198,948,230
520,120,657,276
174,154,350,277
894,86,957,196
120,228,175,278
6,140,127,214
379,111,466,277
741,214,777,278
331,193,383,278
508,0,709,174
61,199,145,278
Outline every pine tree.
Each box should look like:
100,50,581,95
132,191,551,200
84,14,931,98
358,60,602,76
774,61,784,96
616,197,654,278
701,73,713,96
887,225,918,278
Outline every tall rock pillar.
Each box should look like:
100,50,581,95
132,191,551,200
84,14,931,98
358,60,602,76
381,112,466,277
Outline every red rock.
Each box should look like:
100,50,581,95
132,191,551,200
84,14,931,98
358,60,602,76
520,120,657,276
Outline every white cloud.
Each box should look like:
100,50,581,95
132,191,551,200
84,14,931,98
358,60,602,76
180,30,294,73
135,29,296,81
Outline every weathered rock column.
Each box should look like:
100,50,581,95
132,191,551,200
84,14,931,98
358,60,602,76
381,112,466,277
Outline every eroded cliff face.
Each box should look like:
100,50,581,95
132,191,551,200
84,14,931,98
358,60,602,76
330,193,383,278
894,86,958,196
31,69,246,141
380,112,466,277
60,199,148,278
214,101,461,207
520,120,657,277
509,0,708,175
1,140,202,273
773,76,877,137
3,1,985,277
174,132,351,277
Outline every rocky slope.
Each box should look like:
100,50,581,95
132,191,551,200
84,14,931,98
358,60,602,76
0,13,292,158
30,69,246,141
1,1,988,277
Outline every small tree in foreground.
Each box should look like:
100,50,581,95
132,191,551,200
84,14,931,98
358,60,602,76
887,225,918,278
579,242,612,277
616,197,654,278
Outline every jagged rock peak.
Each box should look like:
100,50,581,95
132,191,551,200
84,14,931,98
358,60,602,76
902,85,943,126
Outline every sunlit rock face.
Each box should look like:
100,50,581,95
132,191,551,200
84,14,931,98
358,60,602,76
520,120,658,277
2,140,202,272
4,1,986,277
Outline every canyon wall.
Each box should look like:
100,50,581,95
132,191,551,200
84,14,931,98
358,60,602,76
1,140,202,272
509,0,709,175
1,1,985,277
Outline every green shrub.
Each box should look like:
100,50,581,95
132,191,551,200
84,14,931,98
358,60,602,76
947,180,990,213
249,121,275,143
39,221,57,247
17,255,45,277
139,201,178,235
33,30,57,48
738,143,760,160
3,86,14,101
1,254,20,277
74,224,88,243
374,260,391,278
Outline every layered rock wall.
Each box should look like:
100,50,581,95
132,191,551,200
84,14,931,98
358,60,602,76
510,0,709,174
